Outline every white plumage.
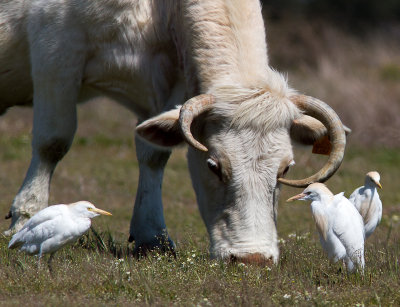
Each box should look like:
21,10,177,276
349,171,382,239
287,183,365,273
8,201,112,261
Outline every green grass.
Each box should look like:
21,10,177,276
0,102,399,305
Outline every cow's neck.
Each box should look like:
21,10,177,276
179,0,270,95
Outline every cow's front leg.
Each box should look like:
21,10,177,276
5,91,77,235
129,135,175,256
4,29,83,234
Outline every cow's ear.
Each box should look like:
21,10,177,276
136,107,184,148
290,115,327,146
290,115,351,155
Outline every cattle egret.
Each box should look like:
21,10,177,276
287,183,365,273
349,171,382,239
8,201,112,269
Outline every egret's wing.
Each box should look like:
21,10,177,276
8,205,66,249
23,205,67,230
330,196,365,255
12,215,66,254
38,216,92,254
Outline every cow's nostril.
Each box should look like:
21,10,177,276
229,253,274,267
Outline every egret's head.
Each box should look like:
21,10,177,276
286,183,333,203
366,171,382,189
72,201,112,218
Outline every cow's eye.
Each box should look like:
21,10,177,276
207,158,222,181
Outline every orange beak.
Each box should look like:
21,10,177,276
286,193,307,202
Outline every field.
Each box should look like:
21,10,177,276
1,16,400,307
1,100,399,306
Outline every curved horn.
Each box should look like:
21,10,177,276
179,94,214,152
278,94,346,187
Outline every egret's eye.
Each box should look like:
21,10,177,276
207,157,222,181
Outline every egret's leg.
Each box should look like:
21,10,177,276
37,246,44,270
129,135,175,256
345,256,355,273
4,24,85,235
351,248,365,275
47,253,55,275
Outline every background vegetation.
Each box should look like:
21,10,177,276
0,3,399,306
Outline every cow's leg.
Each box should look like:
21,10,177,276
129,135,175,256
5,28,84,235
5,82,78,235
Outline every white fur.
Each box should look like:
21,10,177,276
1,0,320,263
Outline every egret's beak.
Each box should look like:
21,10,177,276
286,193,307,202
91,208,112,216
375,181,383,189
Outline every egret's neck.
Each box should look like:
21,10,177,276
320,193,334,204
311,194,333,211
364,179,377,191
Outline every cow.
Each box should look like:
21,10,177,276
0,0,346,264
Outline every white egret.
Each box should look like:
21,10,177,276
8,201,112,269
349,171,382,239
287,183,365,273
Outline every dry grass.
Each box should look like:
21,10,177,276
0,17,400,306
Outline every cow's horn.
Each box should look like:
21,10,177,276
179,94,214,152
278,94,346,187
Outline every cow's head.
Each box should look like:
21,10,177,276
136,88,345,265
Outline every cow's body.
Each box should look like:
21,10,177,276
0,0,346,263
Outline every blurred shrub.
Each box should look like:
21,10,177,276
262,0,400,27
380,64,400,82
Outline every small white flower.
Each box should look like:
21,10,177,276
283,294,291,299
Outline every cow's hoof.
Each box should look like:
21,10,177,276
133,236,176,258
229,253,274,267
3,211,29,236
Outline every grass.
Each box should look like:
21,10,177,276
0,101,399,306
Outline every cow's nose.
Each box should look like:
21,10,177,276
229,253,274,266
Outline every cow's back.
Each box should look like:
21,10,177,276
0,0,180,117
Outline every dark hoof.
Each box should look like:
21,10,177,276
133,237,176,259
128,234,135,243
229,253,274,267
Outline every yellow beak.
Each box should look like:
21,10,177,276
286,193,307,202
376,181,383,189
91,207,112,216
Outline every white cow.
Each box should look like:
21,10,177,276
0,0,346,264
